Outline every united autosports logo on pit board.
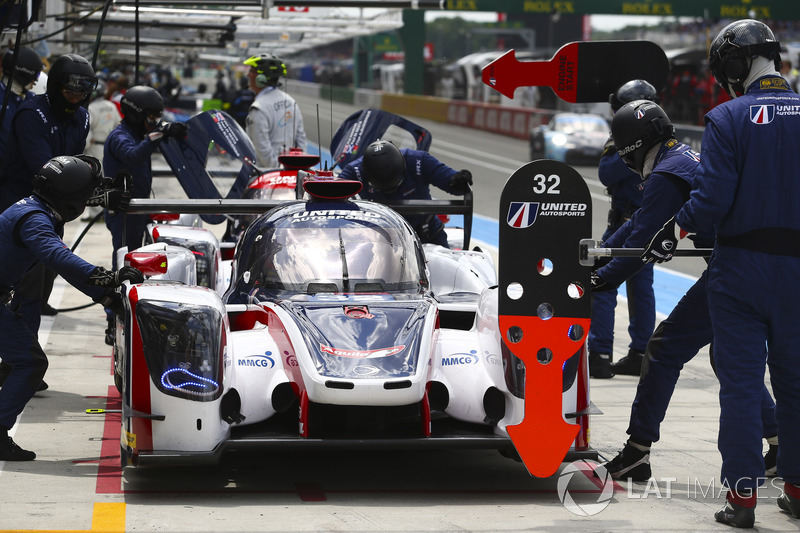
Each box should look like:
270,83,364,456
507,202,538,228
507,201,587,228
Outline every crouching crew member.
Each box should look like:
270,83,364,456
339,140,472,248
0,156,143,461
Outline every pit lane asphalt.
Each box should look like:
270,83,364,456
0,127,794,532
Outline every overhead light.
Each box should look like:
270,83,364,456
118,6,255,16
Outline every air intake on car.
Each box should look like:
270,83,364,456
325,380,355,390
384,380,412,390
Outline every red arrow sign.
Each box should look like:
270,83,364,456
483,48,570,100
482,41,669,103
500,315,590,478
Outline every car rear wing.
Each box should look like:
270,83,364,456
127,189,474,249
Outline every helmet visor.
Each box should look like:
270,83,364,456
619,150,636,170
62,73,97,94
145,111,164,129
370,173,404,193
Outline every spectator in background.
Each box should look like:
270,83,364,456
440,72,455,99
781,58,799,91
105,71,127,111
226,75,255,129
82,80,121,221
212,70,227,100
86,81,121,162
671,68,698,124
695,70,716,124
520,85,540,108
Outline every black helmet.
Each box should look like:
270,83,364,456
46,54,98,116
611,100,675,176
361,140,406,193
120,85,164,129
243,54,286,87
33,155,102,222
709,19,781,95
2,47,43,87
609,79,659,113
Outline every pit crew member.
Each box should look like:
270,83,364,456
595,101,778,492
588,79,658,379
338,140,472,248
0,156,143,461
0,47,42,161
0,54,97,389
641,19,800,527
104,85,187,269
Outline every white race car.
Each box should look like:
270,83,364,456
112,111,597,475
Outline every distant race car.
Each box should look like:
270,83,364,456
529,112,609,165
111,110,596,473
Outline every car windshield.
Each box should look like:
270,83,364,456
245,210,424,293
552,116,608,135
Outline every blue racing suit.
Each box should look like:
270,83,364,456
0,196,106,430
588,142,655,355
0,92,90,361
675,75,800,492
0,81,34,163
0,93,90,211
598,141,777,448
103,121,160,269
338,148,464,247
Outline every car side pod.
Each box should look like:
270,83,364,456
498,159,593,478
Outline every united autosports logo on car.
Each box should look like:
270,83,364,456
507,201,587,228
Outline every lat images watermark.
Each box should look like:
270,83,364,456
557,460,615,516
557,460,790,517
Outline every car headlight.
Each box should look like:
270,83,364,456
135,300,224,401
